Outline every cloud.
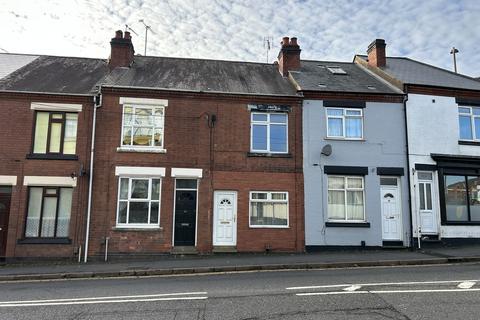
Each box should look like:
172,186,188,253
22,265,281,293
0,0,479,76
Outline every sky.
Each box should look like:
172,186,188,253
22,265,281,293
1,0,479,77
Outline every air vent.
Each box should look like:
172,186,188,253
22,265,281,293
327,66,347,75
367,85,376,90
318,83,327,88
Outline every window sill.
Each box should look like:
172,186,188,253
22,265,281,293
26,153,78,160
247,152,292,158
324,137,365,142
17,238,72,244
249,225,289,229
117,146,167,154
113,226,163,232
458,140,480,146
325,222,370,228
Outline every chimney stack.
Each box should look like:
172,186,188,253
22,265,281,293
367,39,386,68
277,36,301,76
109,30,135,70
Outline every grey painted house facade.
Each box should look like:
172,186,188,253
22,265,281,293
277,38,410,247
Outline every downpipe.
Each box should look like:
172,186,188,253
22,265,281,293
84,89,102,263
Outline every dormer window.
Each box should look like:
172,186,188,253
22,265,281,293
327,66,347,75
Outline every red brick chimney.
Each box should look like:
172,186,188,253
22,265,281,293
367,39,386,68
277,36,301,76
109,30,135,70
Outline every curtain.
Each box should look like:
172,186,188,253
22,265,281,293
347,191,364,220
328,190,345,219
345,117,362,138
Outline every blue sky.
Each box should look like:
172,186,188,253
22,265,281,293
1,0,479,76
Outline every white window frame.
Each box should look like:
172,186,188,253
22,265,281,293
325,107,364,140
249,191,289,228
458,106,480,141
327,175,366,222
120,104,165,150
116,177,162,229
250,112,288,154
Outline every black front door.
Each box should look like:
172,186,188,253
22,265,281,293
0,187,12,257
174,182,197,246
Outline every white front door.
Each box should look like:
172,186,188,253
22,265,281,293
213,191,237,246
380,177,403,241
417,172,438,234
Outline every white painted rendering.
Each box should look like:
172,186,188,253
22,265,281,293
31,102,82,112
115,166,166,177
213,191,237,246
171,168,203,178
380,179,403,241
407,93,480,239
119,97,169,106
0,175,17,185
23,176,77,187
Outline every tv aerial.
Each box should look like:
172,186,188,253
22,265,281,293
139,19,156,56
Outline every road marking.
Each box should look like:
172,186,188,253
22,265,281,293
0,292,208,308
286,279,479,290
296,288,480,296
457,281,476,289
343,285,362,291
0,296,208,307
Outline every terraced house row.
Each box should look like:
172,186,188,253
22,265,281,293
0,31,479,261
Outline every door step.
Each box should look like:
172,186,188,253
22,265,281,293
382,240,405,248
171,246,198,255
212,246,237,253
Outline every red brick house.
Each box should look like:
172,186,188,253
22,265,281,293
0,54,107,260
0,32,304,260
87,31,304,258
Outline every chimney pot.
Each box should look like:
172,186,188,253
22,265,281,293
277,36,301,76
115,30,123,39
124,31,131,40
367,38,386,68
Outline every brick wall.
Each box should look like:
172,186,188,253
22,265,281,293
0,93,92,259
88,90,304,256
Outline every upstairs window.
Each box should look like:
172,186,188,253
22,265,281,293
251,112,288,153
121,105,165,148
326,108,363,139
458,106,480,141
32,112,78,155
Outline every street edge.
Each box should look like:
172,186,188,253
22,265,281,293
0,257,479,282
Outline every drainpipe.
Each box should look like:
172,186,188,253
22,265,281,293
403,90,416,250
84,87,102,263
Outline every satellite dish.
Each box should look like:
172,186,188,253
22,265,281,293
321,144,332,156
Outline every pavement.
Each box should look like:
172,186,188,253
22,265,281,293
0,245,479,282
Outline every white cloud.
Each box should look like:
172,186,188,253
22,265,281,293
1,0,479,76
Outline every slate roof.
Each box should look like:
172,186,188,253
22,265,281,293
0,54,108,95
288,60,402,94
102,56,298,96
0,54,39,80
357,55,480,91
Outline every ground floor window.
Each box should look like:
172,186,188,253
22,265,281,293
249,191,288,227
444,175,480,223
117,177,161,228
25,187,73,238
327,176,365,221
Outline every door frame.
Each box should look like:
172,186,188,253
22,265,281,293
380,177,403,241
0,186,13,257
416,171,439,235
172,178,199,247
212,190,238,246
